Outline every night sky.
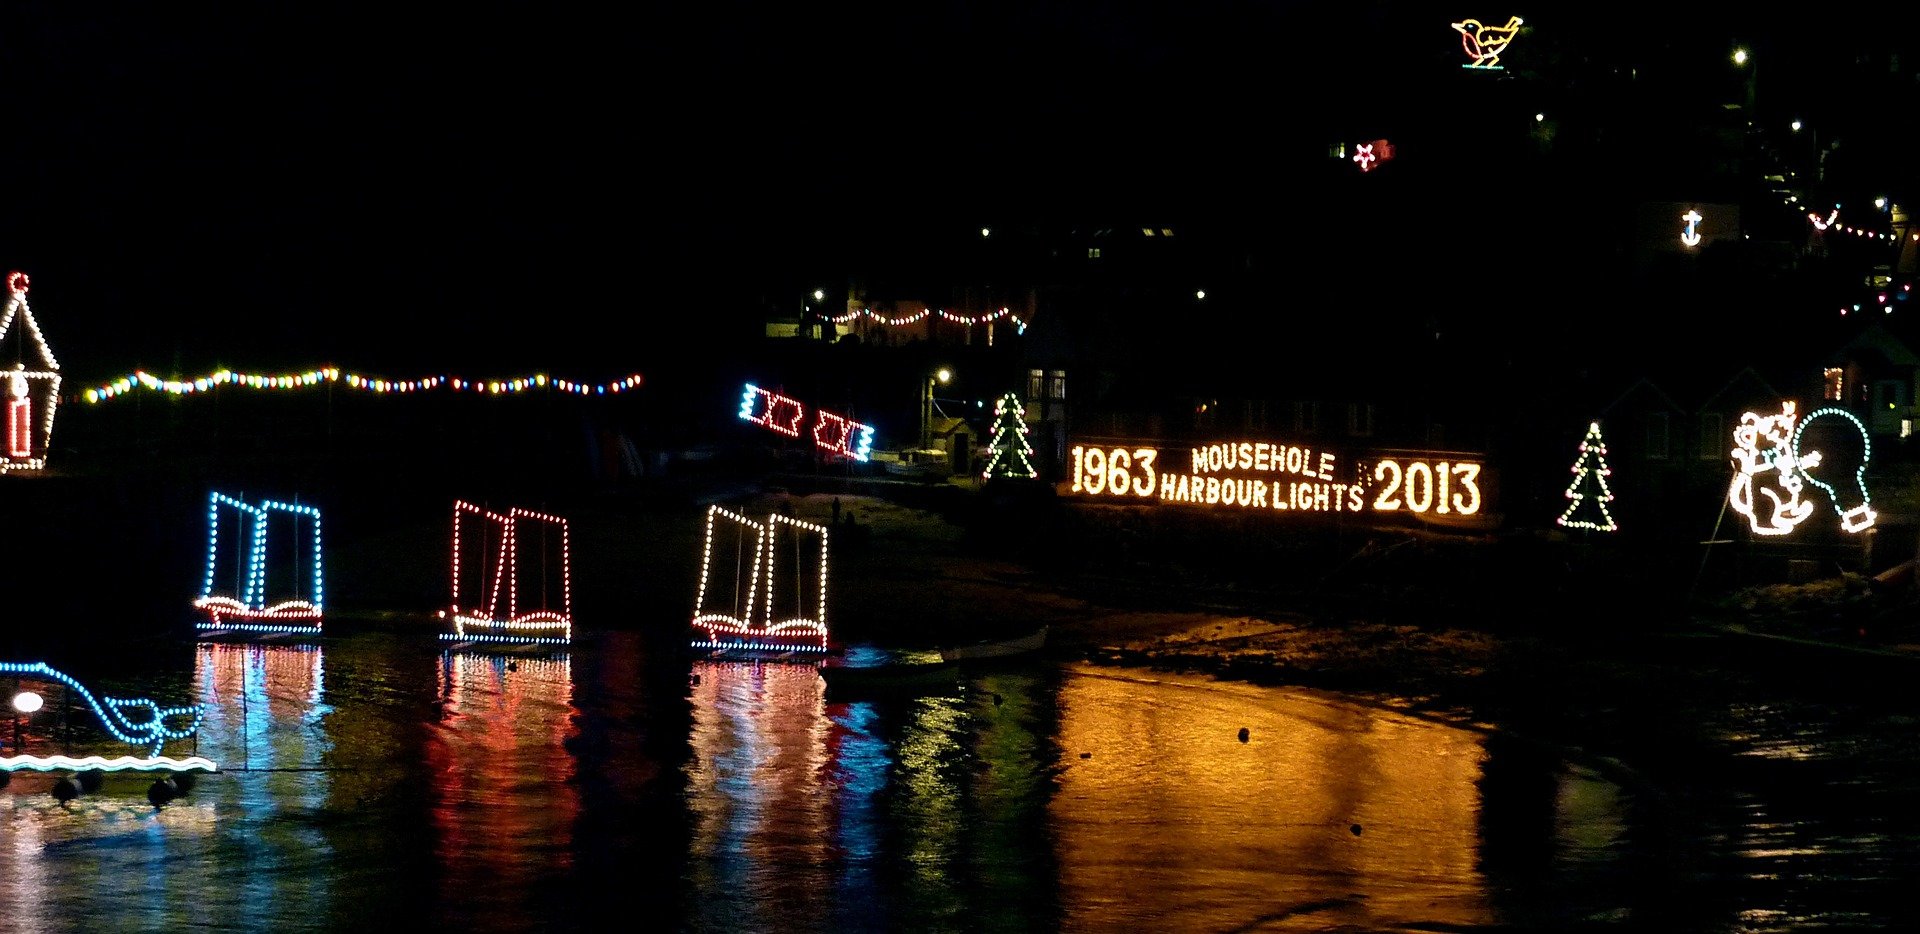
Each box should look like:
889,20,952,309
2,3,1917,385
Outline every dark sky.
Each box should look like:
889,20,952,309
1,3,1914,384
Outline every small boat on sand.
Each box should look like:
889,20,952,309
939,625,1048,663
818,659,962,696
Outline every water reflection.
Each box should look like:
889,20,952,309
428,649,579,929
1051,667,1492,931
6,632,1846,932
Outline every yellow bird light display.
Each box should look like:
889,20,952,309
1450,15,1524,69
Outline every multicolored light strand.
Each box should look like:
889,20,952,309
825,307,1028,335
82,368,642,403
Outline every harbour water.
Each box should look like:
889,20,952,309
2,626,1917,932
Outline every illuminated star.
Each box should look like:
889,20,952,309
1352,143,1376,172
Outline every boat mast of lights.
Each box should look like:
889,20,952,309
194,492,324,632
0,271,61,473
442,500,572,645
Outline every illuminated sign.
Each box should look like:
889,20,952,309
738,383,875,462
1727,402,1876,536
442,501,572,645
1681,210,1703,247
1066,441,1485,519
195,493,324,632
1450,16,1523,70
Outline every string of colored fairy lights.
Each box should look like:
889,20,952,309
825,307,1028,335
80,368,643,403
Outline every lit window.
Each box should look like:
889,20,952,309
1329,142,1347,159
1160,228,1173,237
1824,367,1844,401
1045,370,1066,402
1088,247,1102,259
1142,228,1156,237
1027,368,1043,400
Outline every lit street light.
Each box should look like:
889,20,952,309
921,367,951,453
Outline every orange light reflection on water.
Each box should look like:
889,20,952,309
1051,667,1493,931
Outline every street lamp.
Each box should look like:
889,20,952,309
921,367,951,452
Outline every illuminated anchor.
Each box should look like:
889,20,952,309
1681,209,1703,247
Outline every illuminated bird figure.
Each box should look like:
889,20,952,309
1451,15,1524,69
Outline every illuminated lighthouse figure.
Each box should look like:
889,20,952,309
0,271,61,473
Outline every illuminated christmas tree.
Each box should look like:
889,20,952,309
981,393,1037,479
1557,421,1618,532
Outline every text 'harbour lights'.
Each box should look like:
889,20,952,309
1068,440,1486,519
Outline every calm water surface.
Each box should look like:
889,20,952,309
2,628,1917,932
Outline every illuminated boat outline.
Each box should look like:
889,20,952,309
439,501,572,646
689,505,830,654
194,492,324,633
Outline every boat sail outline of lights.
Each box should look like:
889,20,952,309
194,492,324,634
0,661,217,776
440,501,572,646
690,505,830,654
0,271,61,473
